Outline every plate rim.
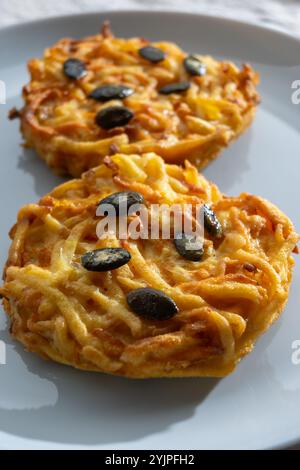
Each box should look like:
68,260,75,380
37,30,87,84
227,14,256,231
0,8,299,451
0,8,300,49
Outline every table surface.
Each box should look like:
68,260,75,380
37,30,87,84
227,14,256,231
0,0,300,36
1,0,299,452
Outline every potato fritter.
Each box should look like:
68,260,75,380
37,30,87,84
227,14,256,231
16,23,259,177
1,152,297,378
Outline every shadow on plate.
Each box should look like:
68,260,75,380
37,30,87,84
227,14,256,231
202,126,254,193
0,326,218,446
18,148,66,197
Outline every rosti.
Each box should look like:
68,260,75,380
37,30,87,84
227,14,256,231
13,22,260,177
1,152,298,378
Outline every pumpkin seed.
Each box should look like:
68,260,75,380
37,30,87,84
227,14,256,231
89,85,134,102
174,233,204,261
81,248,131,272
127,288,179,320
138,46,166,63
98,191,145,216
184,55,206,76
203,204,223,238
63,58,87,80
159,81,190,95
95,106,134,130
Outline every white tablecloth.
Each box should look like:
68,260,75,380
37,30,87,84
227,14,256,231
1,0,300,36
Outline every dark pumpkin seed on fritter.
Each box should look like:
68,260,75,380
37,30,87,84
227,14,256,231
138,46,166,63
95,106,134,130
98,191,145,216
127,288,179,321
159,81,190,95
173,233,204,261
89,85,134,102
63,58,87,80
243,263,257,273
183,55,206,76
81,248,131,272
203,204,223,238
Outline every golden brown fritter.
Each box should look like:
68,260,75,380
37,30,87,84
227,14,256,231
1,152,297,378
16,23,259,177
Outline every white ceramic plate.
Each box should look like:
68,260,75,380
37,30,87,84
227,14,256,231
0,10,300,451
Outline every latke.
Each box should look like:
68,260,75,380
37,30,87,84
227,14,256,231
1,152,298,378
15,23,260,177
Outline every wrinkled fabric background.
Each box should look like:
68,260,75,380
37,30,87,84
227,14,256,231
0,0,299,36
